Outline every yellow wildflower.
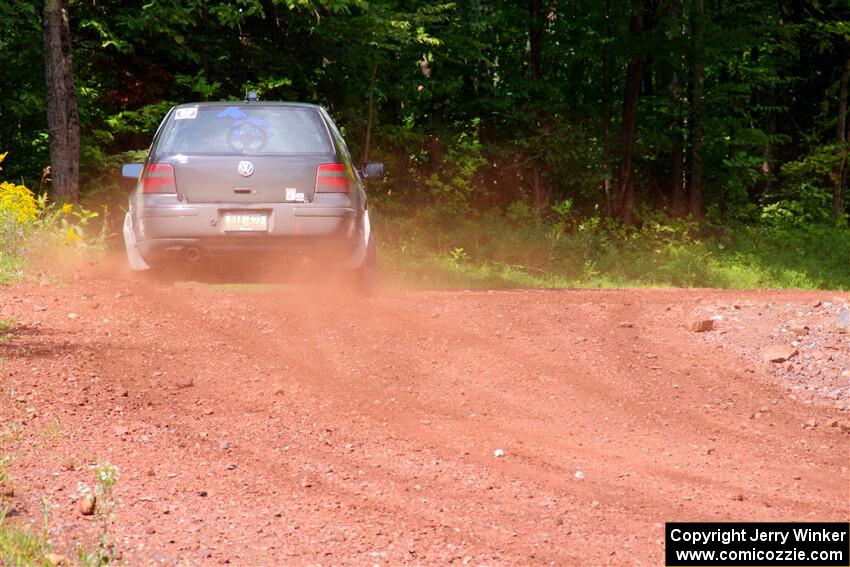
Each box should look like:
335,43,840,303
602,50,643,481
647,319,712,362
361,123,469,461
65,227,80,243
0,181,38,224
62,202,74,214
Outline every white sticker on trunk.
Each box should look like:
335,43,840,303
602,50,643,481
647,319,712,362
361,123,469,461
175,108,198,120
285,187,297,201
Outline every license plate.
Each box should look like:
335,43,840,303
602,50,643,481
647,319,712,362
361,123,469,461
223,213,268,231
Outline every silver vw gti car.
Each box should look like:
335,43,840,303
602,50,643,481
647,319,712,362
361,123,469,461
122,101,383,289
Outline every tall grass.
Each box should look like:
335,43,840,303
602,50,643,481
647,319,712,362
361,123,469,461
376,205,850,290
3,141,847,291
0,154,110,284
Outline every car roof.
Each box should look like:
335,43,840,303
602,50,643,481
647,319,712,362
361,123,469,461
174,102,324,110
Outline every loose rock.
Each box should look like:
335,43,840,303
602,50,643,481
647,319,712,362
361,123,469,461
79,493,96,515
761,345,798,363
837,307,849,333
691,320,714,332
0,482,14,498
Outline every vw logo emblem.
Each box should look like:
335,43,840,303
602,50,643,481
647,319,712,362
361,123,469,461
238,160,254,177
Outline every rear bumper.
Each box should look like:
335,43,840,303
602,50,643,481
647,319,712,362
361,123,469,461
129,203,368,268
137,203,356,237
138,234,358,264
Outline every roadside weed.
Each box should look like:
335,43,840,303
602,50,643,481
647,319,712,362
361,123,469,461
77,461,120,566
0,318,15,344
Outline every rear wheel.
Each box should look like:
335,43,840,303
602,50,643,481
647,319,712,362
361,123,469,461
354,234,377,295
132,262,182,285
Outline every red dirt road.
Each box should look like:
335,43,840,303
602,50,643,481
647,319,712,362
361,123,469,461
1,266,848,565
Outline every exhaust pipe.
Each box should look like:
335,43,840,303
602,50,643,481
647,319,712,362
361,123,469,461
184,246,202,262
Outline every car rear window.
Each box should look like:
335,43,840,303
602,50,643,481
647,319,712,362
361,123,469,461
157,105,333,155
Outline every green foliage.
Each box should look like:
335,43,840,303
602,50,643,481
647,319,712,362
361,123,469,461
0,0,848,278
174,71,221,100
77,462,120,566
506,200,536,225
377,203,850,290
0,152,111,283
0,454,52,567
0,318,15,343
104,101,176,138
0,518,52,567
0,457,121,567
0,2,47,186
0,153,39,277
0,455,11,487
769,144,848,226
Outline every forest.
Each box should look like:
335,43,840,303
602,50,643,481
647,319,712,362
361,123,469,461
2,0,850,288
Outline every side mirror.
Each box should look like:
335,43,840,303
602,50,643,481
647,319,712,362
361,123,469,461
361,162,385,181
122,163,144,179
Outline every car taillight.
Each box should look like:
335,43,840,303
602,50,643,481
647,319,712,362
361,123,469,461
315,163,350,193
140,163,176,194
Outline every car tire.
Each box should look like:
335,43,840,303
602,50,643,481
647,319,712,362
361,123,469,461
132,263,179,285
354,234,377,295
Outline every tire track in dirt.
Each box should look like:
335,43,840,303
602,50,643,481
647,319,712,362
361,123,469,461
1,276,847,565
87,283,556,564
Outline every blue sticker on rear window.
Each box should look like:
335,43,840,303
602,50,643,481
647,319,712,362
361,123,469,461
215,107,248,119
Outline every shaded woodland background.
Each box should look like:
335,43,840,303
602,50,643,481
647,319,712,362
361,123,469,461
1,0,849,226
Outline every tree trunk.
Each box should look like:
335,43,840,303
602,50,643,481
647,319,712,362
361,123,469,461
834,47,850,220
663,0,686,214
641,0,656,97
615,0,645,224
670,76,686,214
426,56,444,173
362,56,379,163
528,0,550,213
688,0,705,218
755,0,790,203
528,0,544,83
601,0,613,215
43,0,80,202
